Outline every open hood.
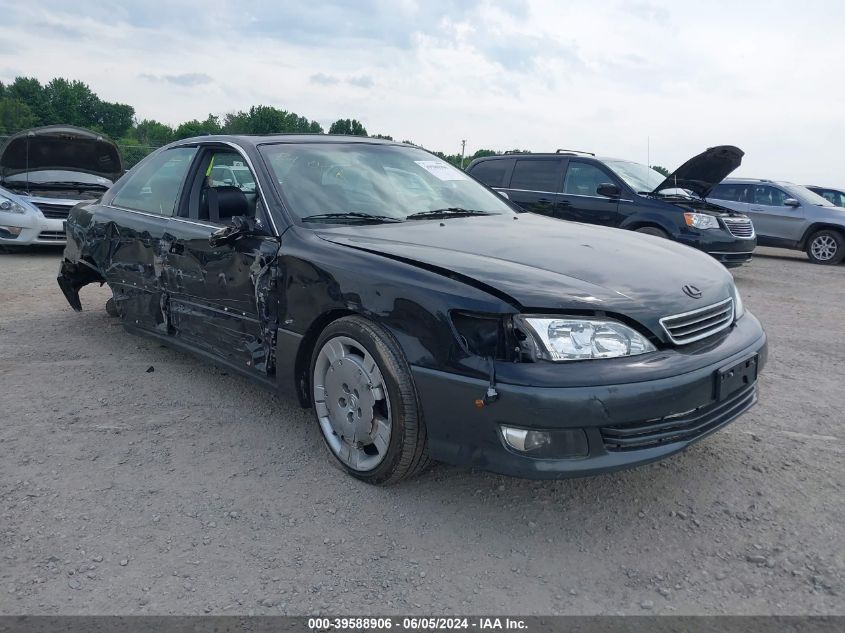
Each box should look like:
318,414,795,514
0,125,123,182
653,145,743,198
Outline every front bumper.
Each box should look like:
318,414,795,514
678,230,756,267
0,211,66,245
412,313,767,479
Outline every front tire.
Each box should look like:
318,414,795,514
309,316,430,485
806,229,845,265
634,226,670,239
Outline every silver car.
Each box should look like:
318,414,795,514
709,178,845,265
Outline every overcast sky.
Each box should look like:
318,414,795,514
1,0,842,184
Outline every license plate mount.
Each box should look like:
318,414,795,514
715,354,758,401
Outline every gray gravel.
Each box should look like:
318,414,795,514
0,246,842,615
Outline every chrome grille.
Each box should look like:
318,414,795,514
660,297,734,345
722,217,755,238
34,202,73,220
37,231,66,241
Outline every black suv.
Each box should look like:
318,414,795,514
467,146,756,267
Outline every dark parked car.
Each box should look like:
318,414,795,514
58,135,767,484
467,146,756,267
807,185,845,208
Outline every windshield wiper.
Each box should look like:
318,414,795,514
16,181,109,190
302,212,403,224
406,207,496,220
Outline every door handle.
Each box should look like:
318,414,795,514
538,198,553,205
557,200,572,207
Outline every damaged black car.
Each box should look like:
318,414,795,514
58,135,767,484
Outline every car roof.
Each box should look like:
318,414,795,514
172,134,402,149
722,177,795,186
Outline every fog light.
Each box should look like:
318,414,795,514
500,425,589,458
502,427,551,452
0,225,23,238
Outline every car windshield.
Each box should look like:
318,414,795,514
259,142,514,222
786,184,837,207
603,159,669,193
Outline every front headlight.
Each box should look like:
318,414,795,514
517,316,656,361
684,212,720,230
732,284,745,320
0,194,30,215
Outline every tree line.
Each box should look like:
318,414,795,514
0,76,670,173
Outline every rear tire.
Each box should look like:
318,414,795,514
309,316,430,485
806,229,845,265
634,226,670,239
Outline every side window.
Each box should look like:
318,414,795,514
711,184,747,202
112,147,197,215
470,160,508,187
510,159,561,192
563,162,613,196
198,150,259,223
751,185,790,206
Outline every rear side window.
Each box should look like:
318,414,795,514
112,147,197,216
470,160,508,187
711,183,748,202
510,159,561,192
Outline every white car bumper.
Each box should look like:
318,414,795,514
0,211,66,246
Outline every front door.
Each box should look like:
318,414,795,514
745,184,806,245
557,160,621,226
162,146,280,376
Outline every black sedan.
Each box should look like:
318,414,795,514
58,135,767,484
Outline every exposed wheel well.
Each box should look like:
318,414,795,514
627,220,669,232
293,308,357,407
799,224,845,249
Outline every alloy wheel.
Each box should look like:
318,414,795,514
312,335,392,471
811,235,838,261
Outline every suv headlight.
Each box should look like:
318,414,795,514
684,212,719,230
0,194,30,215
517,316,656,361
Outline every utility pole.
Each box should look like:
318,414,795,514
460,139,467,169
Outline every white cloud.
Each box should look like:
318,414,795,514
0,0,843,184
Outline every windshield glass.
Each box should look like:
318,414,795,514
259,143,513,221
786,184,837,207
603,159,668,193
2,170,112,186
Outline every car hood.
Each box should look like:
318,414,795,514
315,214,735,331
0,125,122,181
653,145,743,198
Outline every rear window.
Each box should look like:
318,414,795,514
112,147,197,216
469,160,508,187
510,159,561,192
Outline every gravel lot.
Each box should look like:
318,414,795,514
0,246,842,616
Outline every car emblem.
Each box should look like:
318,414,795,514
682,284,703,299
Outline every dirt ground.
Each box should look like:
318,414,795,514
0,246,842,616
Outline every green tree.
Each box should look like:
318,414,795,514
328,118,367,136
0,98,36,134
115,137,152,169
651,165,670,177
5,77,52,124
174,114,222,139
95,101,135,139
222,105,323,135
370,133,393,140
133,119,174,147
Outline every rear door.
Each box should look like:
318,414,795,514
504,157,565,217
162,145,280,376
107,146,198,331
557,160,622,226
746,184,806,245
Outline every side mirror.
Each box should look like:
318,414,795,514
497,190,510,200
783,198,800,208
208,216,265,247
597,183,621,198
